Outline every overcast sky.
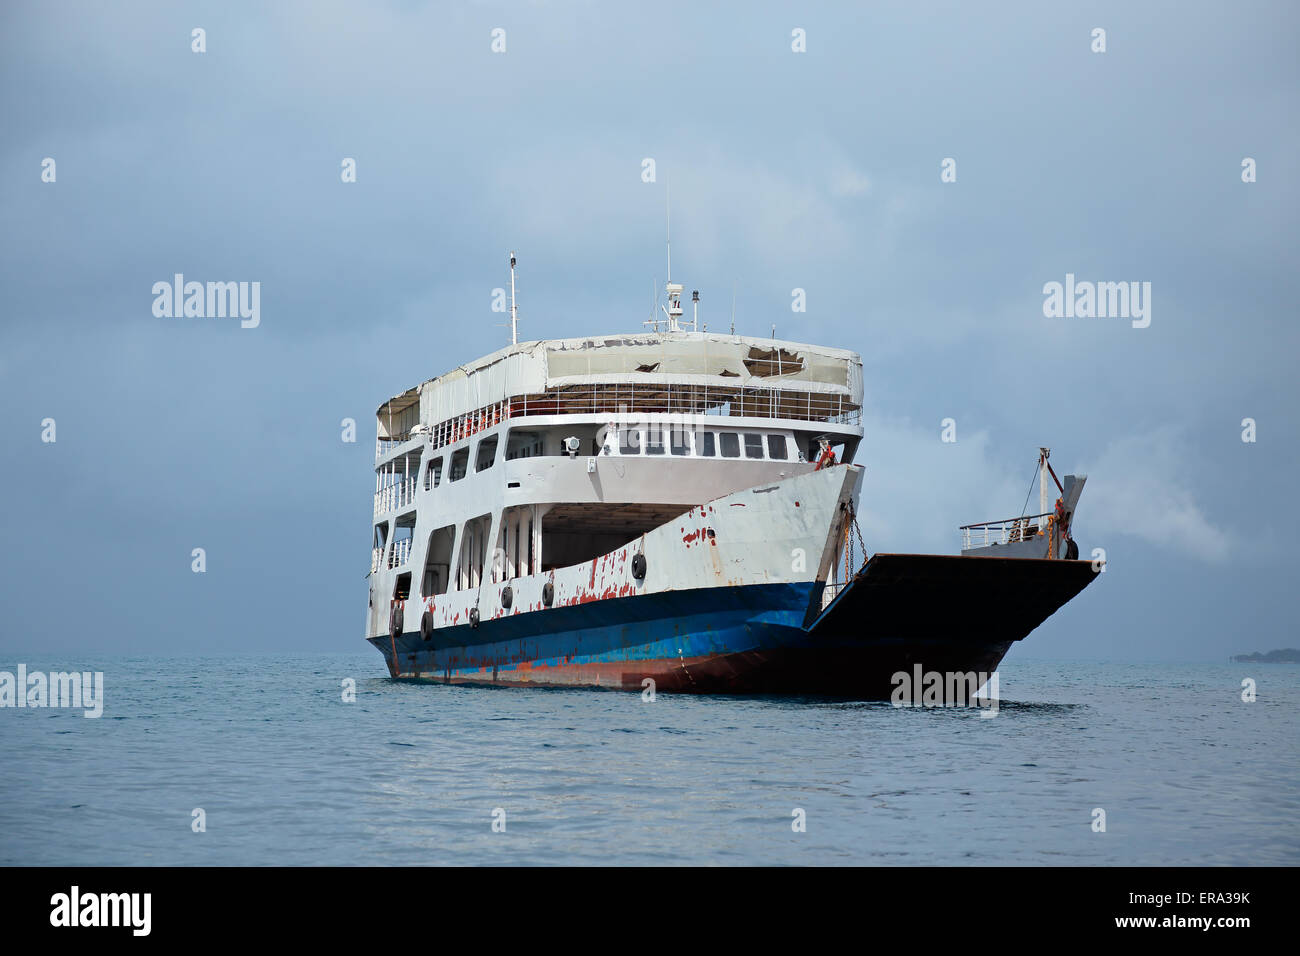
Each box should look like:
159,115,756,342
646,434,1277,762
2,1,1296,661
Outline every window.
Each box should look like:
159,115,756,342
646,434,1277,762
766,435,787,460
424,458,443,490
743,433,764,459
449,448,469,481
506,431,542,461
669,427,690,456
698,432,716,457
420,525,454,597
619,427,641,456
720,432,740,458
476,435,498,472
645,425,665,455
456,514,492,590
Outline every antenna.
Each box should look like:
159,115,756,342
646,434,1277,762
730,284,736,335
656,178,685,332
508,251,519,345
644,278,662,333
691,290,699,332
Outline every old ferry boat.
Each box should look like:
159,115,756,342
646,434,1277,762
365,261,1098,696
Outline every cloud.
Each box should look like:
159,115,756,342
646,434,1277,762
1080,428,1232,563
830,166,871,198
851,416,1231,566
853,411,1022,555
478,139,885,283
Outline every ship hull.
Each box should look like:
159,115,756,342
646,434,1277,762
368,554,1098,698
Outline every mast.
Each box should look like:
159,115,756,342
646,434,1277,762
661,180,683,331
1039,448,1050,519
509,251,519,345
665,179,671,293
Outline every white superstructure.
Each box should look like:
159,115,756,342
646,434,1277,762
367,325,864,649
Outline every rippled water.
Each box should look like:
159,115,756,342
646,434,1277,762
1,654,1296,865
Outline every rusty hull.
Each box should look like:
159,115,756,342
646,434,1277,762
369,554,1099,699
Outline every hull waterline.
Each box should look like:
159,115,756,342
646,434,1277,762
369,554,1098,699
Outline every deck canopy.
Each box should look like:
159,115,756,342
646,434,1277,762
376,386,420,441
376,332,863,432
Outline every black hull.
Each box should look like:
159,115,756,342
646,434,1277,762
370,554,1099,700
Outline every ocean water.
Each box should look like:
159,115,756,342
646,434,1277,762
1,653,1296,866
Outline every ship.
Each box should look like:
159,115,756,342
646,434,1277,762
365,256,1099,697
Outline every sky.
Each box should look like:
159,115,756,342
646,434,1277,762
1,0,1296,661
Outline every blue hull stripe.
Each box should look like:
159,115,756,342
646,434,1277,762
374,582,822,672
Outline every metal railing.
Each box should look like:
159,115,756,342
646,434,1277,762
960,512,1052,550
376,384,861,460
504,384,857,424
387,538,412,569
374,478,418,516
372,541,412,572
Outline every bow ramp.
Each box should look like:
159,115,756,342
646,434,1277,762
806,553,1100,645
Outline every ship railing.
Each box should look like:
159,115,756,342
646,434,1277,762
387,538,412,569
960,512,1053,550
374,478,418,516
410,387,862,456
505,384,859,425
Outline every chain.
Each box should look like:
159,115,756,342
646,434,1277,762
843,504,867,578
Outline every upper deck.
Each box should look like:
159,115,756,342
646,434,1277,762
375,331,863,458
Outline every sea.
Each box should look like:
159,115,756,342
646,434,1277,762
1,654,1296,865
